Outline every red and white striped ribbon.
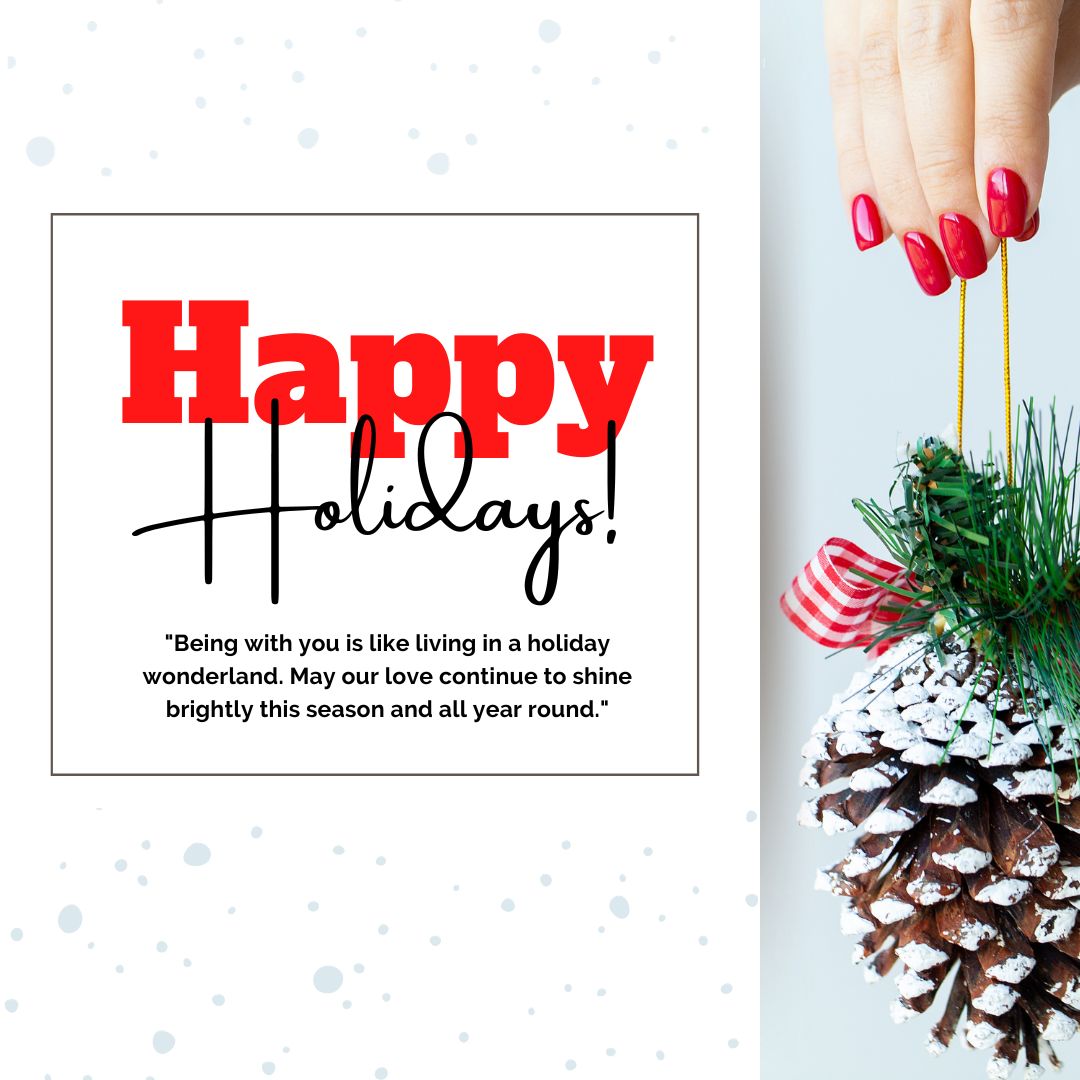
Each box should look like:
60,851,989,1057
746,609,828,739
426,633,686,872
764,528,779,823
780,538,906,653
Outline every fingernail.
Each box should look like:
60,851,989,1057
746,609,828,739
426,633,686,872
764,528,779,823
938,213,988,279
851,194,884,251
1017,207,1040,242
903,232,951,296
986,168,1029,238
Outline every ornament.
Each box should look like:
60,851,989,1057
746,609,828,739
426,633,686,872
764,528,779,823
785,407,1080,1077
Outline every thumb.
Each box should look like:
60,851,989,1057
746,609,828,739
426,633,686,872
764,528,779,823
970,0,1063,236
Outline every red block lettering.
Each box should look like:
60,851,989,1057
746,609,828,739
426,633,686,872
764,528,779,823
122,300,249,422
455,334,554,457
351,334,452,457
557,335,652,456
254,334,346,424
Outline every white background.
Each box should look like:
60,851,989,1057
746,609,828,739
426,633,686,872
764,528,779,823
52,212,697,775
1,2,759,1078
762,2,1080,1077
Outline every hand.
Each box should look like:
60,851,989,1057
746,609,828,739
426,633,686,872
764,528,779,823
824,0,1080,294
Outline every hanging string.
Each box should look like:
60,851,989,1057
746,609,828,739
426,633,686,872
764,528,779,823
954,239,1013,484
956,278,966,454
1001,237,1013,485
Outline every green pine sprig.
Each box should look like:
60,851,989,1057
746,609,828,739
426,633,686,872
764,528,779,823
852,402,1080,761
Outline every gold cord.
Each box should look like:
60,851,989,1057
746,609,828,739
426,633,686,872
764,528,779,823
955,240,1013,484
1001,237,1013,485
957,278,966,454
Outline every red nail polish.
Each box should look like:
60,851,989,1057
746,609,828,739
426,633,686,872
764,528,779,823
851,194,884,251
903,232,951,296
1017,207,1040,242
986,168,1029,238
938,213,988,279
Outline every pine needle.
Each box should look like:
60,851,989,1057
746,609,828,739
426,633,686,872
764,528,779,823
852,403,1080,744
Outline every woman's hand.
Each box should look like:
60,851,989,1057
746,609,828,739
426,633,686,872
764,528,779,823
824,0,1080,294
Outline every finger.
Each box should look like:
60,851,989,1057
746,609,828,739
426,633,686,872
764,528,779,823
898,0,995,279
970,0,1063,237
1053,0,1080,104
859,0,953,294
825,0,890,249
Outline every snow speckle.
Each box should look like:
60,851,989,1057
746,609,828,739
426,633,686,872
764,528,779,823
869,897,915,925
918,777,977,806
932,847,993,873
896,940,949,971
986,954,1037,984
972,876,1030,906
972,982,1020,1016
863,808,915,834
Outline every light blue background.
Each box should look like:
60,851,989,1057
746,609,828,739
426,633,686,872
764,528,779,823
762,3,1080,1077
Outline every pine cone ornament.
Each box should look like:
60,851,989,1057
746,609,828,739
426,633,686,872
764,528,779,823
801,631,1080,1077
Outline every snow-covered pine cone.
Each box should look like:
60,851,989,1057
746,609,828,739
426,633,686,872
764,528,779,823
800,632,1080,1078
